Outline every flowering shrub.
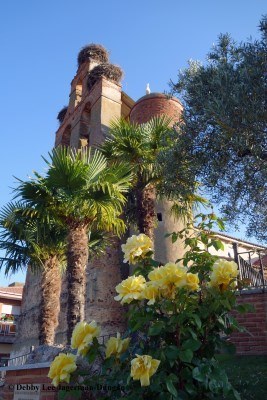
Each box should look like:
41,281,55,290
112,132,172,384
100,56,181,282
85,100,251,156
49,215,252,399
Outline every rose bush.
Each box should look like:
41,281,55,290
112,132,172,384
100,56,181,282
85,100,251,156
49,216,252,399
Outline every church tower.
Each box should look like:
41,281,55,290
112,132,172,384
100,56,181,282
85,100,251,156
55,44,133,148
12,44,186,357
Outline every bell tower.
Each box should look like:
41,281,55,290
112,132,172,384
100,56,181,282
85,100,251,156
55,44,133,149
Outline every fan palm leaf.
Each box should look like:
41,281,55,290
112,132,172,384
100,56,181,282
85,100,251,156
100,116,173,239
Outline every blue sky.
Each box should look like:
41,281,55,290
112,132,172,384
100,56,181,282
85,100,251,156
0,1,265,285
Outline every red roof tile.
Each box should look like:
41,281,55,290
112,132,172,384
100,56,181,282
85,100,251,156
0,286,24,295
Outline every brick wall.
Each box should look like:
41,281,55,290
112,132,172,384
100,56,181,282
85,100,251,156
2,365,56,400
130,93,183,125
230,291,267,355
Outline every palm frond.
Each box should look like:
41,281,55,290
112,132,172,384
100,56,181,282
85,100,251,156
0,200,67,276
170,194,209,222
101,118,147,163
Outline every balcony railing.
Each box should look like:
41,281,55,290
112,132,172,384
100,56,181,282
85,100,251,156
238,251,267,292
0,322,16,336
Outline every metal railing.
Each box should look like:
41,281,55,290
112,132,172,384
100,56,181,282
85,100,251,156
0,323,16,336
7,351,32,367
238,251,266,291
3,332,120,368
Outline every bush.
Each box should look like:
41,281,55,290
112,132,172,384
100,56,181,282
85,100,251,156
49,213,252,399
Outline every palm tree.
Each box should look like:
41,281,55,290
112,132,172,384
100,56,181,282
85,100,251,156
17,146,132,342
0,201,66,346
100,116,173,239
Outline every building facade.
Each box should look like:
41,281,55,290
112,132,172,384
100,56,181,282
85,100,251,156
0,284,23,366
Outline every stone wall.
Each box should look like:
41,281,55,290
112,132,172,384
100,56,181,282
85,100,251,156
11,270,42,358
55,239,127,345
12,239,127,355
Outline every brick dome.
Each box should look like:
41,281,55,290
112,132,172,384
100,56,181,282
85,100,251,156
130,92,183,125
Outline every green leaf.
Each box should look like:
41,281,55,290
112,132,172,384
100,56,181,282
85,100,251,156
165,345,180,361
182,338,201,352
131,319,145,332
179,349,193,363
168,373,179,383
191,314,202,329
236,303,255,313
166,378,178,397
184,383,197,396
187,328,198,340
233,389,241,400
200,233,209,244
209,379,220,392
172,233,178,243
211,239,224,251
148,321,165,336
192,367,206,383
217,219,225,231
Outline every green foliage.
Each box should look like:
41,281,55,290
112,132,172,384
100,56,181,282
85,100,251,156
100,116,181,225
16,146,132,235
0,200,67,275
64,213,250,399
0,200,114,275
160,15,267,242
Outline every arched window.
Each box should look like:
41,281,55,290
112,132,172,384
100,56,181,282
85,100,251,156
75,79,83,106
79,103,91,147
61,125,71,146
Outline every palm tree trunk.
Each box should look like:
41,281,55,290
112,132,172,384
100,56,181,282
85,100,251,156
39,256,61,345
66,224,89,343
136,181,156,240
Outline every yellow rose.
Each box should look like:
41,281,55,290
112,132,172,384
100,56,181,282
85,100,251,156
48,353,77,387
160,263,187,298
114,275,146,304
148,263,187,299
105,333,130,358
148,266,166,282
210,259,238,290
148,263,187,287
71,321,100,356
185,273,200,291
121,234,153,264
162,263,187,288
131,354,160,386
141,282,160,305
